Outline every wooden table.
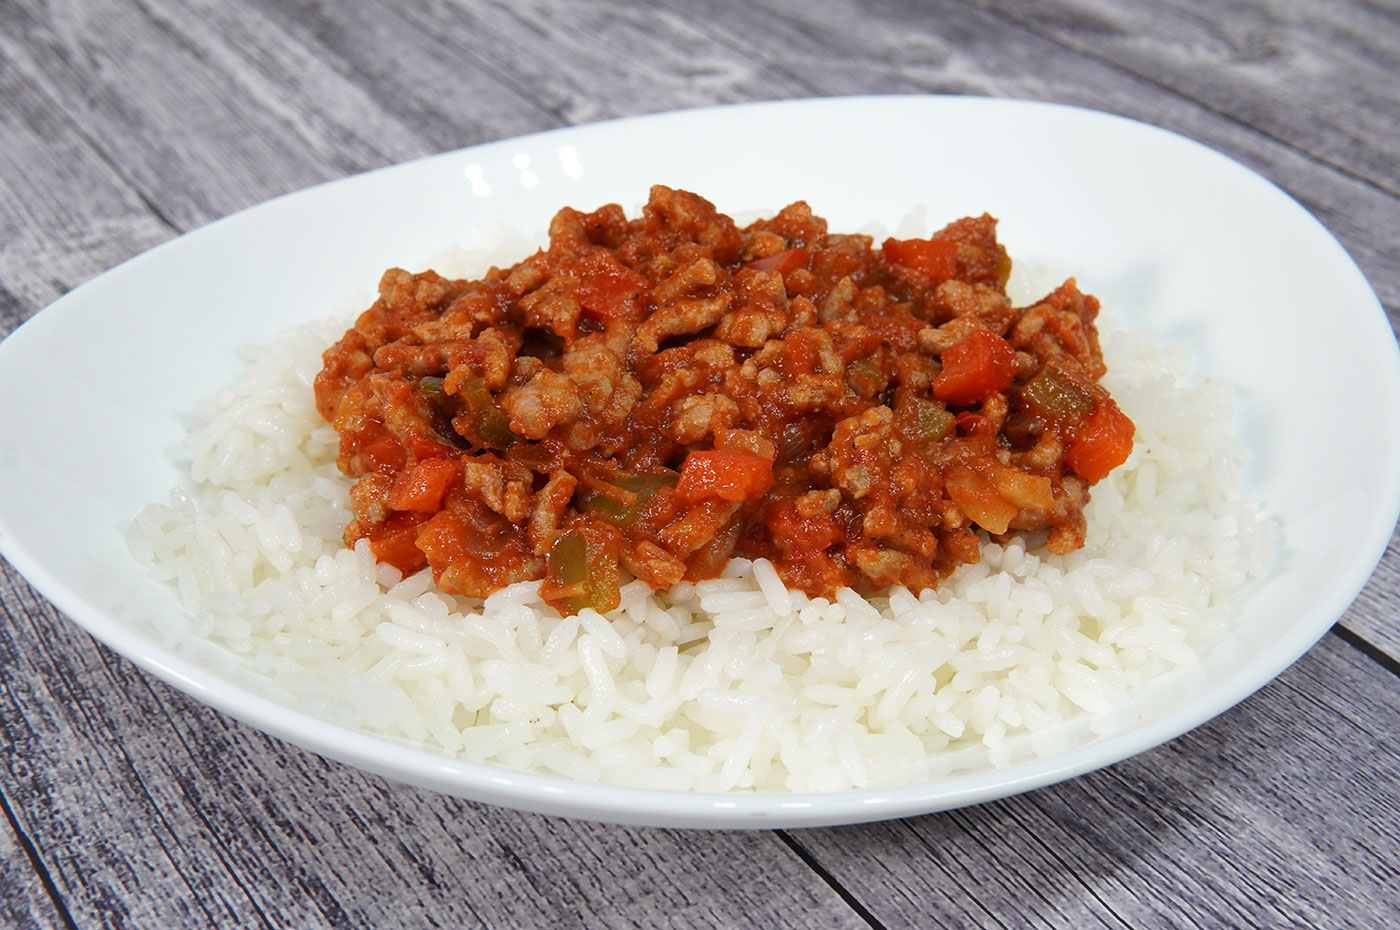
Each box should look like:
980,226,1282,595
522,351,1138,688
3,1,1399,926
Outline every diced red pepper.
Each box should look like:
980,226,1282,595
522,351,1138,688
882,237,958,281
1065,401,1135,483
744,248,810,276
933,328,1020,406
675,450,774,504
387,457,461,512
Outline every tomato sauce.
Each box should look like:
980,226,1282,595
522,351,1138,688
315,186,1133,614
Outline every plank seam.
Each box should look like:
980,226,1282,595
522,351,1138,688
361,0,576,128
990,802,1132,930
98,648,283,930
0,23,186,238
0,786,81,930
777,831,892,930
79,139,184,235
1332,624,1400,679
962,0,1400,202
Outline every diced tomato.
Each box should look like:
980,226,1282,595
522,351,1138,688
364,511,428,574
933,328,1020,406
744,248,810,276
564,252,649,321
779,329,820,376
1065,401,1135,483
414,429,460,459
675,450,774,504
387,457,461,512
881,237,958,281
765,504,844,553
359,435,406,473
415,501,543,598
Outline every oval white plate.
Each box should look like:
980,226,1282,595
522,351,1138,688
1,96,1397,829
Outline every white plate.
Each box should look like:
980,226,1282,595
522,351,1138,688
1,96,1397,829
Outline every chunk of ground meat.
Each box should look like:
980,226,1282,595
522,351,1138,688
499,369,584,440
316,187,1132,614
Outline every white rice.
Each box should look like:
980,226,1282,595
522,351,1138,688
126,251,1274,793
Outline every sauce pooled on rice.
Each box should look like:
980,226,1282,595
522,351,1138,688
314,187,1134,615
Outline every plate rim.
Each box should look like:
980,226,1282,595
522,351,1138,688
2,93,1398,829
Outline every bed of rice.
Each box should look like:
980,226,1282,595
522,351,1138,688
126,257,1273,793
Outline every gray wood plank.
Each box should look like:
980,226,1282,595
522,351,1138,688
0,44,173,316
8,0,1399,319
1,0,551,232
970,0,1400,196
0,568,871,929
790,632,1400,929
0,801,69,930
2,0,1400,925
378,0,823,122
652,0,1400,319
638,0,1400,652
1344,529,1400,660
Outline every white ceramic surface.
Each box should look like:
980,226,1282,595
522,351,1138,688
1,96,1396,829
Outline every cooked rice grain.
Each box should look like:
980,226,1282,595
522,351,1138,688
127,268,1273,793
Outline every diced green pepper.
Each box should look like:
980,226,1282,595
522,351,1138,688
419,375,446,400
577,490,628,522
449,377,515,449
1022,366,1095,427
850,359,881,381
547,530,590,614
905,398,956,449
577,471,678,525
476,408,516,449
589,551,620,616
546,528,621,615
458,377,495,412
847,359,884,398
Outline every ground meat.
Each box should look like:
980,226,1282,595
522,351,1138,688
499,369,584,439
315,186,1135,614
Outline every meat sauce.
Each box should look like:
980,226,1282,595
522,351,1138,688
314,186,1134,615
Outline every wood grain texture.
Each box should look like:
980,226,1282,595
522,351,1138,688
656,0,1400,318
793,633,1400,929
1342,529,1400,661
973,0,1400,195
0,795,70,930
1,0,1399,926
0,41,173,315
0,571,869,930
